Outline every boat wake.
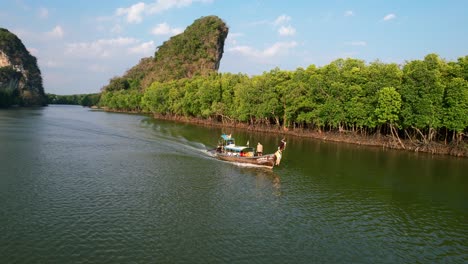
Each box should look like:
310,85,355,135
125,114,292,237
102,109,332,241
229,162,274,169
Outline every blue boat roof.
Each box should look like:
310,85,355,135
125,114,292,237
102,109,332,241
225,145,251,152
221,134,234,141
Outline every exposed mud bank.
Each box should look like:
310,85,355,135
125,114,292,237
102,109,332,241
99,108,467,158
149,113,467,158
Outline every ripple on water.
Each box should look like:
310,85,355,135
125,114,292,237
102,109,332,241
1,106,467,263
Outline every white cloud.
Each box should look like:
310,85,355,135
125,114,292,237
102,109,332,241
46,25,64,38
111,24,123,34
88,64,108,73
38,7,48,19
116,0,212,24
383,13,396,21
147,0,195,14
44,59,60,68
128,41,155,55
344,10,354,17
116,2,146,24
27,47,39,56
340,51,358,58
263,42,297,57
278,25,296,36
272,15,296,37
229,33,243,38
249,19,269,26
96,15,114,22
229,46,252,55
10,28,39,43
226,32,243,45
345,41,367,46
228,41,297,59
274,14,291,26
15,0,30,11
151,23,183,36
65,37,139,58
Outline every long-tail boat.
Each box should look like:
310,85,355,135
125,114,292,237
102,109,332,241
212,134,282,169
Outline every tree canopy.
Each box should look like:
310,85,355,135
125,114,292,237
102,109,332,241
99,53,468,147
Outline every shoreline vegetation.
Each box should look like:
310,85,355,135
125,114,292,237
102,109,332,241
97,108,467,158
96,54,468,158
50,53,468,158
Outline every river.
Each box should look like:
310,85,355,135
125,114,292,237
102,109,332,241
0,105,467,263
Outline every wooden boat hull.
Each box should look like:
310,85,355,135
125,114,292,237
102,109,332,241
215,153,276,168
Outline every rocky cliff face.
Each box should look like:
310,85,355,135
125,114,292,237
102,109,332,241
103,15,228,91
0,28,46,106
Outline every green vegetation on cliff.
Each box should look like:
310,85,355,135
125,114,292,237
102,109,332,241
0,66,21,106
102,16,228,92
0,28,46,107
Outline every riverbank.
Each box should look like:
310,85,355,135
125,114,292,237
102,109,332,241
148,113,467,158
97,107,467,157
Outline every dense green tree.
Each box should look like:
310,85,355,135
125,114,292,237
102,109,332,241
375,87,403,145
400,54,445,143
80,93,101,107
343,85,368,132
456,56,468,80
233,77,256,123
282,68,311,129
363,61,402,129
443,77,468,142
103,77,130,91
260,68,290,128
98,53,467,147
181,78,202,117
47,93,99,106
197,75,221,118
215,73,247,123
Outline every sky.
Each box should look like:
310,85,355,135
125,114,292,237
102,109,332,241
1,0,467,95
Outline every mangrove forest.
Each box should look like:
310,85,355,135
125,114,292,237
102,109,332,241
98,54,468,155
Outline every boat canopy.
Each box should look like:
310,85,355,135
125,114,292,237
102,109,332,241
220,134,235,146
224,145,250,152
221,134,233,141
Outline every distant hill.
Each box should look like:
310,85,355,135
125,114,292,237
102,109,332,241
0,28,46,107
102,15,229,92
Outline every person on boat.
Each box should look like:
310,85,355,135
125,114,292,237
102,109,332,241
279,138,286,151
256,142,263,156
274,149,282,165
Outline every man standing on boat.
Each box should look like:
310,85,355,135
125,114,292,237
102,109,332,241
279,138,286,151
256,142,263,156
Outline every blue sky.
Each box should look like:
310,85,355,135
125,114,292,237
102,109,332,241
1,0,467,95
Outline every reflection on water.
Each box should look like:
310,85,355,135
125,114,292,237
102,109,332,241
237,167,282,196
0,105,466,263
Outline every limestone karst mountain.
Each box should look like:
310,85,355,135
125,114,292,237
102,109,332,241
102,15,229,92
0,28,46,106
